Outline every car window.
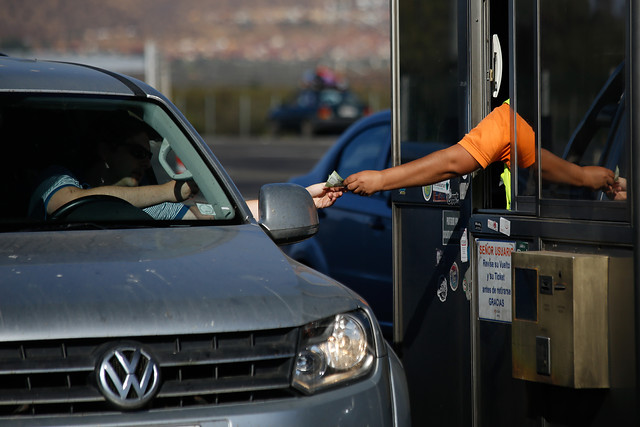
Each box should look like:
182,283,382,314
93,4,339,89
337,124,391,179
1,94,238,226
319,89,344,106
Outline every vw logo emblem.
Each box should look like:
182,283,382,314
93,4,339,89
97,344,161,410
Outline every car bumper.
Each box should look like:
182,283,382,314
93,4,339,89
312,117,359,132
3,345,410,427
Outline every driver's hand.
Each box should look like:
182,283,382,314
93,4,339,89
306,183,344,209
169,180,199,202
606,176,627,200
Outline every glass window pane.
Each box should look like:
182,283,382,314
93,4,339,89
514,0,538,201
539,1,625,201
399,0,466,149
2,95,236,223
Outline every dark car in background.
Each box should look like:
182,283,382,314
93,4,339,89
0,56,410,426
283,110,447,340
267,87,369,137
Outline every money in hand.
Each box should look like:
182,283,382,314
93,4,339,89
614,165,620,182
325,170,344,187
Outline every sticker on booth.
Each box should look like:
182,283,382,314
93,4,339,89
422,185,432,201
477,239,515,322
449,262,459,291
437,275,448,302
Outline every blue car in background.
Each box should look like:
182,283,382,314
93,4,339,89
284,110,448,340
284,110,394,337
268,88,369,137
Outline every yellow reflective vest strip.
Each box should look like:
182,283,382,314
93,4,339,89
501,99,511,209
501,165,511,210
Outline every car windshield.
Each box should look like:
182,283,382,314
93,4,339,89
1,94,239,229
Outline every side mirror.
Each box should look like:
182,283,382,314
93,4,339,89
258,183,319,245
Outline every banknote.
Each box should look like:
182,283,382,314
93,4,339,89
325,170,344,187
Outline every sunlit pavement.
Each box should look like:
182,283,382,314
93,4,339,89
203,135,335,199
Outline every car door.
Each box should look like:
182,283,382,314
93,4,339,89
315,122,393,331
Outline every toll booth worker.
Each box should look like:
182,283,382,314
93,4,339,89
344,103,616,201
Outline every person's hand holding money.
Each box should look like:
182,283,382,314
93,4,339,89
606,166,627,200
343,170,385,196
306,182,344,208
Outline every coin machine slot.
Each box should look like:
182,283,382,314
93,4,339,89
539,275,553,295
511,252,611,389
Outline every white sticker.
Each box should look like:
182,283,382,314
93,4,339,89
433,180,451,195
460,182,468,200
196,203,215,216
499,217,511,236
437,275,448,302
477,239,515,322
487,219,499,232
463,268,472,301
463,278,471,301
460,228,468,263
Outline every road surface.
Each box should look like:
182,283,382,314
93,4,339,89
204,135,336,200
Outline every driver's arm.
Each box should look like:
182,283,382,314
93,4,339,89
46,180,193,215
244,184,343,219
245,199,259,219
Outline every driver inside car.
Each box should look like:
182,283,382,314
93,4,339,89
28,114,342,220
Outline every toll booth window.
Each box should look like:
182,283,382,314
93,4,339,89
398,0,465,148
537,2,626,203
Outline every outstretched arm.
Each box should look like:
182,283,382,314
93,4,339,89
47,180,194,215
246,183,344,218
344,144,481,196
540,148,614,191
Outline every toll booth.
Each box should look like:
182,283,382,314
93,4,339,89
391,1,638,425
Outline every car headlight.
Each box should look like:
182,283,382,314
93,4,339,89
293,310,375,394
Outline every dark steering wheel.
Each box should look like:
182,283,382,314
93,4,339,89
49,195,154,221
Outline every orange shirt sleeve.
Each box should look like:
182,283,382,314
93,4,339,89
457,103,536,170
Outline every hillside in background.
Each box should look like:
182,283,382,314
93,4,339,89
1,0,389,65
1,0,391,134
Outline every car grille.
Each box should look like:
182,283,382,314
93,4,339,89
0,328,300,417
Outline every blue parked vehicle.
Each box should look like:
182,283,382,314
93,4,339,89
284,110,394,338
283,110,448,340
267,88,369,137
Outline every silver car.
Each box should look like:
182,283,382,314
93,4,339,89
0,55,409,426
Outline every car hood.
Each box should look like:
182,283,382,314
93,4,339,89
0,225,359,341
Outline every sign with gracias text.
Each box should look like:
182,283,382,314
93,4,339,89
477,239,515,322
